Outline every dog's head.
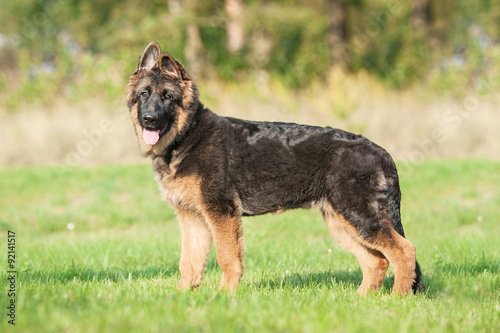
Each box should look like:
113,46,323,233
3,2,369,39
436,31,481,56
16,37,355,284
127,41,199,156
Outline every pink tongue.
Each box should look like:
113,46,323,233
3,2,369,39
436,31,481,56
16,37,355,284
143,129,160,145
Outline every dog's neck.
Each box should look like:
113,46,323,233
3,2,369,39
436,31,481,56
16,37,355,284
151,101,209,164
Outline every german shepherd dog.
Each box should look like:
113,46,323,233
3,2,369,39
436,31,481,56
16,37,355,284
127,41,425,296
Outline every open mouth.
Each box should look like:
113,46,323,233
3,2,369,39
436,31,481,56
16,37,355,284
142,123,169,145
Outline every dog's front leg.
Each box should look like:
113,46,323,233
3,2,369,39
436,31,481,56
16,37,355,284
176,208,213,291
205,213,244,292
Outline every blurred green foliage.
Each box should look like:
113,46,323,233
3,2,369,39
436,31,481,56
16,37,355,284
0,0,500,109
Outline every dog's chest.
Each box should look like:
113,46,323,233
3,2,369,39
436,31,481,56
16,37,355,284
152,157,203,212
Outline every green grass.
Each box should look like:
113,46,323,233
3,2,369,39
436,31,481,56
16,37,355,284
1,160,499,332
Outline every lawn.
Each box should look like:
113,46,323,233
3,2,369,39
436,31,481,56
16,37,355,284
1,160,499,332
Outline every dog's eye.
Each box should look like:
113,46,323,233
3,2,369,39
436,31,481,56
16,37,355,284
164,93,173,100
140,91,149,98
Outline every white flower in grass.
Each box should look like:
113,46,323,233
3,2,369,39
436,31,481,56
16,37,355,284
67,223,75,230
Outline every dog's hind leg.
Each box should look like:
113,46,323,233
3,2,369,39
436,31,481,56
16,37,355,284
205,213,244,292
176,208,213,291
322,207,389,295
351,246,389,296
377,229,417,296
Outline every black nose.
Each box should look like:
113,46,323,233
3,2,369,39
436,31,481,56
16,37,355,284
142,113,157,127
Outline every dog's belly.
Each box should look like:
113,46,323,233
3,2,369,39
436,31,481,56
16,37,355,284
236,171,324,216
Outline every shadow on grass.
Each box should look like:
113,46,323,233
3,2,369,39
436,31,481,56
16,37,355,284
20,256,498,299
253,270,364,290
257,257,500,298
251,268,449,299
20,258,223,285
253,269,449,299
21,265,177,284
254,270,415,295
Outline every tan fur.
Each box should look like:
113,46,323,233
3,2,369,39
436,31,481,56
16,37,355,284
380,229,417,296
154,153,244,292
153,157,204,212
203,213,244,291
126,78,137,104
319,201,416,297
181,81,195,107
176,208,213,291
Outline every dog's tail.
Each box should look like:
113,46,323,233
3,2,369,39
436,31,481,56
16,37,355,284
387,179,426,294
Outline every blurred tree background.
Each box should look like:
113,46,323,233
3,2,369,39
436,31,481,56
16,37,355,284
1,0,500,110
1,0,500,167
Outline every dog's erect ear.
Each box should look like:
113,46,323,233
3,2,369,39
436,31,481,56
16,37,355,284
136,41,161,74
159,53,192,82
159,54,181,79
